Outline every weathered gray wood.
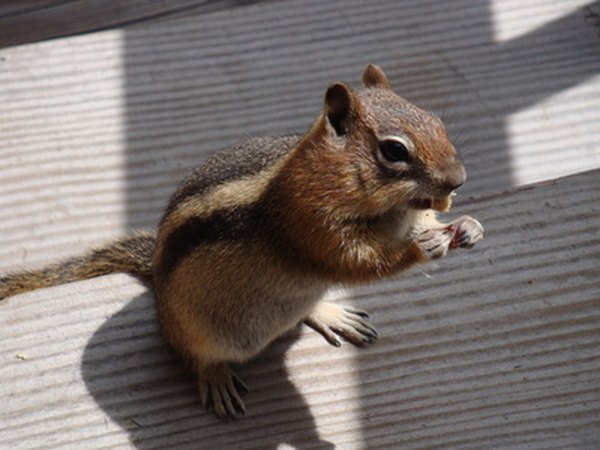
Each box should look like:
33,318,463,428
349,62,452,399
1,170,599,449
1,0,598,271
0,0,228,48
1,0,599,448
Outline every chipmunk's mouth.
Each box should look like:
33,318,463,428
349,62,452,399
409,194,454,212
408,198,434,210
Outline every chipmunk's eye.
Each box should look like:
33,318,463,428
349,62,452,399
378,138,412,164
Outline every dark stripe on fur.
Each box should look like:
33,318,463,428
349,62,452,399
156,206,260,279
163,136,299,221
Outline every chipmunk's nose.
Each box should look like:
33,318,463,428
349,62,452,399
443,163,466,192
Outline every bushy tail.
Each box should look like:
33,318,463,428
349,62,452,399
0,231,156,301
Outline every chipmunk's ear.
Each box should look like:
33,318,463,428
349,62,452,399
362,64,391,90
324,82,361,136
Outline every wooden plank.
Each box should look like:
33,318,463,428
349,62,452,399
1,170,599,449
0,1,599,446
0,0,228,49
1,0,598,272
0,1,60,17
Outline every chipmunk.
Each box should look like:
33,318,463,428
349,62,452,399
0,65,483,419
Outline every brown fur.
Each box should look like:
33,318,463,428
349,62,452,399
0,65,483,419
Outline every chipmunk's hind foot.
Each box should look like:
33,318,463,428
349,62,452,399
197,363,248,419
305,301,378,348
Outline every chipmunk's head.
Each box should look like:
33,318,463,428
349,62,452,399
318,64,465,215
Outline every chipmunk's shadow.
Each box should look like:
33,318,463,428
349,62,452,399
81,290,333,449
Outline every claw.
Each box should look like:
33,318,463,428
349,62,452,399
197,364,248,420
211,385,226,418
342,319,378,340
198,380,209,408
305,302,378,348
344,307,370,319
227,377,246,416
219,385,237,418
231,371,249,393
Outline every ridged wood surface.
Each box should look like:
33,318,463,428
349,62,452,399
0,0,599,269
0,0,217,49
1,0,600,448
1,170,599,449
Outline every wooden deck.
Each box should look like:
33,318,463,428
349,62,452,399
1,1,599,448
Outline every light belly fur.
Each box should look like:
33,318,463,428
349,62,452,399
164,241,328,361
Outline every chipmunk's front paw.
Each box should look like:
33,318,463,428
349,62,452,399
416,227,453,260
449,216,484,249
197,363,248,419
305,301,378,348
